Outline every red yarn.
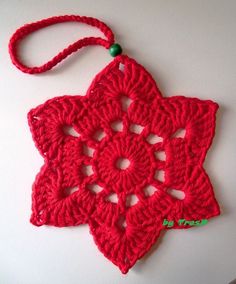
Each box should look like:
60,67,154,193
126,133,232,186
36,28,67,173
9,15,114,74
9,16,220,274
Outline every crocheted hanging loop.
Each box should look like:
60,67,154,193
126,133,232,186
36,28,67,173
9,15,115,74
9,15,220,274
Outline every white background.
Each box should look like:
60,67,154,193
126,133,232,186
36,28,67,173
0,0,236,283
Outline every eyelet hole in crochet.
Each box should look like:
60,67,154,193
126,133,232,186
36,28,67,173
129,124,144,134
167,188,185,200
87,184,103,194
62,125,80,137
32,116,41,121
117,215,127,230
83,145,95,157
126,194,139,207
124,257,129,264
64,186,79,196
154,170,165,182
111,120,123,132
93,129,106,141
119,62,125,73
106,192,118,203
116,157,130,170
36,210,45,224
82,165,93,176
146,134,163,144
121,95,132,112
172,128,186,138
154,151,166,161
144,185,158,197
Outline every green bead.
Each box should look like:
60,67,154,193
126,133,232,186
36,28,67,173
109,43,122,57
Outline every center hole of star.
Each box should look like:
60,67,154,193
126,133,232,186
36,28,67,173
116,157,130,170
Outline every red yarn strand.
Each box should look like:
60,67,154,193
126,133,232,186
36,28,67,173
8,15,115,74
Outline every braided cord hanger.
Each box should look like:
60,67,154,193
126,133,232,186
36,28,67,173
8,15,122,74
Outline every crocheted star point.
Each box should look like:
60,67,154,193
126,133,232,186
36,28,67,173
28,55,220,273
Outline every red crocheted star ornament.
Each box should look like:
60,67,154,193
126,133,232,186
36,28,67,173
28,55,220,273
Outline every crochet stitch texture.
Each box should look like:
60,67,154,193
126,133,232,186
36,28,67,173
28,55,220,273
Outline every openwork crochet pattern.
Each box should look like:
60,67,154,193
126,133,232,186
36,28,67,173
28,55,220,273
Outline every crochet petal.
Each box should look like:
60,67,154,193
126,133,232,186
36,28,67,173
90,219,162,274
148,96,218,189
30,163,95,227
165,166,220,229
86,55,162,103
154,96,219,164
28,95,84,159
89,190,172,273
